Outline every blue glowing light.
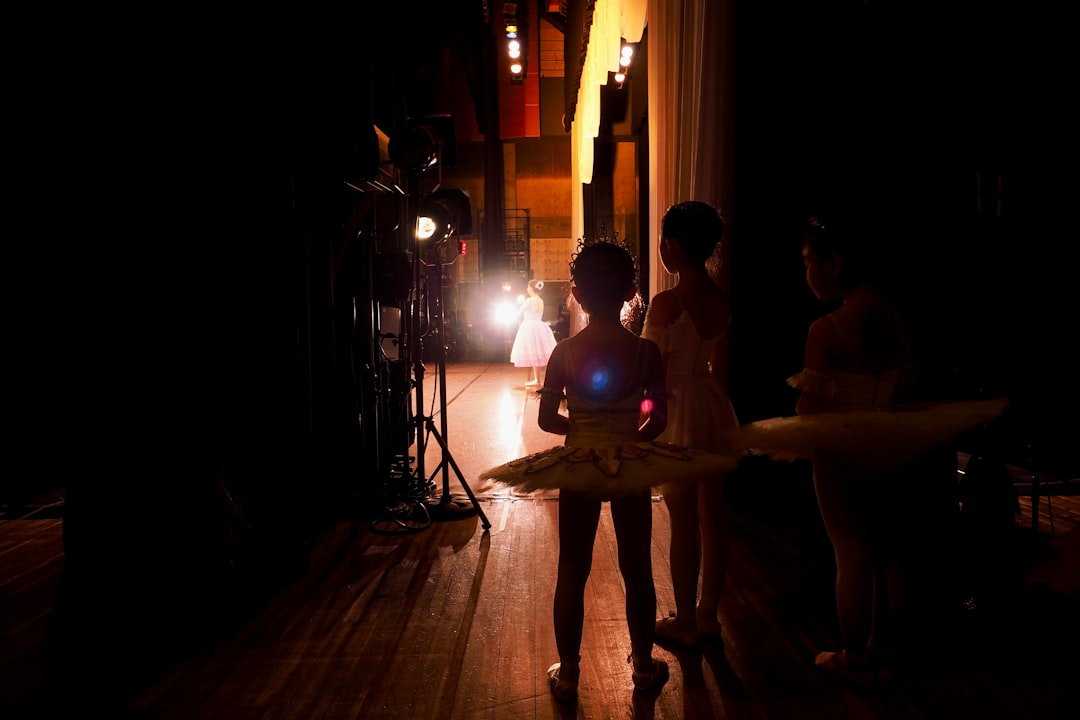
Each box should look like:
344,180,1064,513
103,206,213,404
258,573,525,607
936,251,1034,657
587,367,612,394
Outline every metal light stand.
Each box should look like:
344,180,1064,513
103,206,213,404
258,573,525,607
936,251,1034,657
411,234,491,531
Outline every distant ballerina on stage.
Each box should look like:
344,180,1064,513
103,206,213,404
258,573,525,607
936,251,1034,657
509,279,558,387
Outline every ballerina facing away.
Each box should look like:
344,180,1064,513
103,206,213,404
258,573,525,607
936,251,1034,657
509,278,558,387
479,240,739,704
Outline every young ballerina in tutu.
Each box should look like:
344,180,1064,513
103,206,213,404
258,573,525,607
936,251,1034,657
730,216,1007,687
509,279,558,387
642,201,740,649
480,240,738,702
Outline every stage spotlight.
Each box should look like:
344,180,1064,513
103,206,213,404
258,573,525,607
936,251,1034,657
415,206,450,242
611,42,636,89
388,124,437,174
388,115,459,174
419,187,475,237
504,4,525,85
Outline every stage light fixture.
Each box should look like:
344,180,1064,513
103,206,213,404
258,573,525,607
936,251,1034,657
388,124,437,174
415,188,473,242
613,42,635,89
508,47,526,83
415,207,449,242
504,2,525,85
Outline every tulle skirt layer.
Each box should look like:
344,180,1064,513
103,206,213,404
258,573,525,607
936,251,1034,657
729,398,1009,472
510,319,557,368
478,442,739,498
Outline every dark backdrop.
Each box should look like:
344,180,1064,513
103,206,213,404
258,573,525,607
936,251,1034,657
728,1,1075,473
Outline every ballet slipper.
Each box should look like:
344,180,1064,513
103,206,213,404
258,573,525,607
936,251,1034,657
547,662,578,703
654,615,699,649
814,650,892,689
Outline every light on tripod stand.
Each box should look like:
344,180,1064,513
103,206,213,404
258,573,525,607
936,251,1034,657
415,205,451,242
415,188,473,243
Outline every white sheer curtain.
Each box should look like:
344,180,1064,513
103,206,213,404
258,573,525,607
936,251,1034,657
646,0,736,298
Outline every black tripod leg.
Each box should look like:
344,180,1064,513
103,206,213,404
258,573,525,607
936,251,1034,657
426,422,491,530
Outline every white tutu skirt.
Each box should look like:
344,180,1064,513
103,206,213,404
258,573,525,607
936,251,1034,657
478,441,740,498
728,398,1009,472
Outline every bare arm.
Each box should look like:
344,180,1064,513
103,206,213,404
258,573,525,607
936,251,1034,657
538,343,569,435
637,339,668,441
795,317,834,416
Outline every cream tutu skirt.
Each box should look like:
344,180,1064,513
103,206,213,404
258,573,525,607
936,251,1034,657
478,441,740,498
728,398,1009,472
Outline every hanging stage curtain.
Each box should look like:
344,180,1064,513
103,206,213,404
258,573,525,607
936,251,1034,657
646,0,736,299
567,0,735,304
571,0,647,186
568,0,648,240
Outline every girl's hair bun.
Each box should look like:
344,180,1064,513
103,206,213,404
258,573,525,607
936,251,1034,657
534,280,544,290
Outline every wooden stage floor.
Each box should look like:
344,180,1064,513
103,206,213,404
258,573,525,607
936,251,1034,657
2,362,1078,719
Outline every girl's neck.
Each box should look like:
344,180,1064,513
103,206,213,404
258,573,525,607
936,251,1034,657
841,284,875,304
676,264,712,285
584,309,622,326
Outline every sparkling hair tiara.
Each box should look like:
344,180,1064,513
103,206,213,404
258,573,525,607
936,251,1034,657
570,223,639,277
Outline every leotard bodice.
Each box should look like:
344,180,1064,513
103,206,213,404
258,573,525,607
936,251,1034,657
564,389,644,449
643,308,739,452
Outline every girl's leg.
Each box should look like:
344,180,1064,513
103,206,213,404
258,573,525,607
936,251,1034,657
813,453,875,665
697,474,730,633
553,489,602,679
872,470,906,659
611,491,658,665
659,482,699,640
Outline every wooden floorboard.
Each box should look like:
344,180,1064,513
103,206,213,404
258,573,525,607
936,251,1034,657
3,494,1079,719
2,364,1079,719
